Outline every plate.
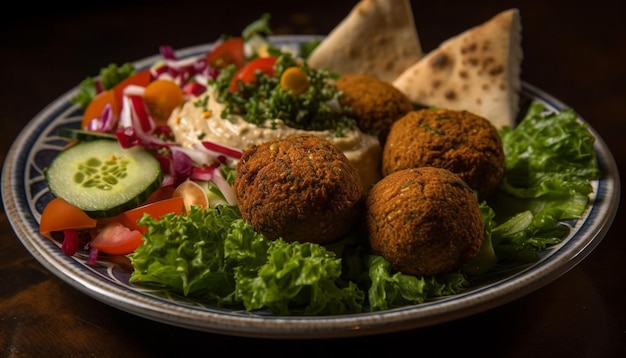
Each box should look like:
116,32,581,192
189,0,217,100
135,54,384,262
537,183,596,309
1,35,620,339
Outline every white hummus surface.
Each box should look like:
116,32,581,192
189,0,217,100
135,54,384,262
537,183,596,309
168,91,382,190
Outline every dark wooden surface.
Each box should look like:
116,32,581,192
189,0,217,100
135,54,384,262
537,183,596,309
1,1,624,356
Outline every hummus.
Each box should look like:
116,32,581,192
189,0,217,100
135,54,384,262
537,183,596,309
168,91,382,190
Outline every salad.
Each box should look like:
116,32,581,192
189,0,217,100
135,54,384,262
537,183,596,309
39,16,601,315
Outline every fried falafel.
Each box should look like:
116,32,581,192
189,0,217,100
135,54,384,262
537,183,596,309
382,108,505,198
366,166,484,277
336,75,413,146
233,134,364,244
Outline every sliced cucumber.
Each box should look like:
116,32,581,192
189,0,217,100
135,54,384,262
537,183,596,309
45,140,163,218
58,127,117,142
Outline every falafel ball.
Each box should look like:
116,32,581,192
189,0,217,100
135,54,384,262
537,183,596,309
336,75,413,146
382,108,505,198
234,134,364,244
366,166,484,277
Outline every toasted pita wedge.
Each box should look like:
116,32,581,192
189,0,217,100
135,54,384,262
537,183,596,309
307,0,423,83
392,9,523,128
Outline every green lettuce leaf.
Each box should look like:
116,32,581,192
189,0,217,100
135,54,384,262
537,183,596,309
128,205,242,306
234,239,364,315
486,101,602,263
128,205,364,314
366,255,469,311
498,101,601,204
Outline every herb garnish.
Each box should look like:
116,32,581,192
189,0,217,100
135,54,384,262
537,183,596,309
209,50,356,136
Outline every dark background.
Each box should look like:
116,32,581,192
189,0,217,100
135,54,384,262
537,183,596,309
1,1,624,356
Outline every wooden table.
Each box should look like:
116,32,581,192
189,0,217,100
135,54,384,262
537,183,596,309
1,1,624,356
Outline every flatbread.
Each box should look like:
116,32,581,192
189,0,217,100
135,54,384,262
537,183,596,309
307,0,423,83
392,9,523,128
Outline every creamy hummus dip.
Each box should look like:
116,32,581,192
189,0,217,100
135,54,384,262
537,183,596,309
168,91,382,190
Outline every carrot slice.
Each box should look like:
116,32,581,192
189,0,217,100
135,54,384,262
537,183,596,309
115,196,184,233
39,198,98,239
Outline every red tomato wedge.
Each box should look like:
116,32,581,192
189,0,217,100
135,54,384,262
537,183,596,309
142,185,176,204
205,37,246,69
112,69,152,107
90,222,144,255
115,196,184,233
81,90,119,129
230,56,278,92
39,198,98,240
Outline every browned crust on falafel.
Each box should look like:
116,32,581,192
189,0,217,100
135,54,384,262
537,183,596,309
336,74,413,146
382,108,505,198
234,134,364,244
366,167,484,277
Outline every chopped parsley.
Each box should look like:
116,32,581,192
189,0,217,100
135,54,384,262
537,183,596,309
209,51,356,137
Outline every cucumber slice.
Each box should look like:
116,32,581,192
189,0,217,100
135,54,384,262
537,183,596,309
58,127,117,142
45,140,163,218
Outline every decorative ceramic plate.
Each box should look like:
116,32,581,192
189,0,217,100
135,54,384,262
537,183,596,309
1,36,620,339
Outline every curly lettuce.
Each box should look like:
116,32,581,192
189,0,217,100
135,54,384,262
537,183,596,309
128,205,364,315
499,101,601,201
367,255,469,311
487,102,602,263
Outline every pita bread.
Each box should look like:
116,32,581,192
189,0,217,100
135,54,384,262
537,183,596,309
307,0,423,83
392,9,523,128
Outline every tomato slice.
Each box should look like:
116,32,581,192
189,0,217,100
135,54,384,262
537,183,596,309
90,221,144,255
81,90,119,129
39,198,98,239
115,196,184,233
205,37,246,69
112,69,152,107
230,56,278,92
142,185,176,204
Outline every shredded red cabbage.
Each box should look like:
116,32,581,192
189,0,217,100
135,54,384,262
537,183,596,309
190,163,220,181
87,247,99,265
61,229,80,256
182,82,207,97
159,45,177,60
172,148,194,185
86,45,241,212
201,141,243,159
